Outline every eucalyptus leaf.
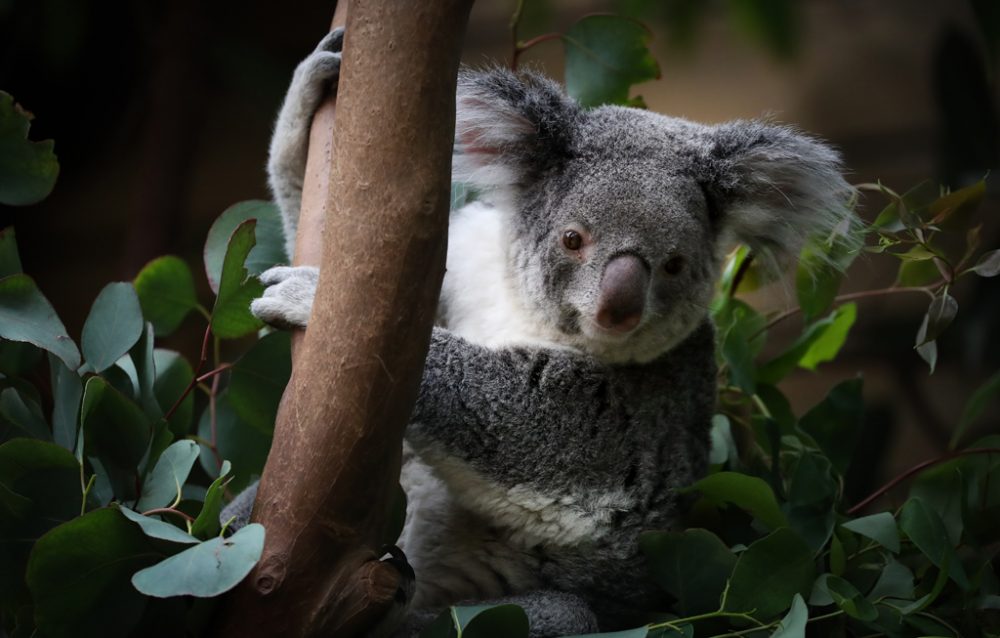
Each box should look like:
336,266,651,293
915,293,957,347
950,370,1000,449
119,505,199,545
191,460,232,539
153,349,194,437
0,387,50,440
563,15,660,107
915,315,937,373
899,497,969,590
0,92,59,206
971,249,1000,277
770,593,808,638
842,512,900,553
640,528,736,615
131,523,265,598
685,471,787,529
927,179,985,230
196,394,270,493
203,200,285,294
134,256,198,337
81,376,151,470
227,331,291,434
868,558,914,601
451,603,530,638
0,273,80,370
136,440,200,512
210,219,265,339
724,528,817,620
26,508,160,638
0,226,22,278
825,574,878,621
81,282,144,373
798,378,864,474
48,353,82,451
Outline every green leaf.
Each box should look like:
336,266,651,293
927,179,985,230
915,293,957,347
0,92,59,206
725,0,798,59
80,376,151,470
842,512,899,553
136,440,199,511
563,15,660,107
795,234,855,323
119,505,199,545
203,200,286,294
210,219,265,339
81,282,144,373
868,558,914,601
899,497,969,589
724,528,817,620
191,460,232,539
153,349,195,438
971,249,1000,277
0,387,50,440
798,378,864,474
451,604,530,638
685,472,787,530
717,299,766,393
26,508,160,638
640,528,736,615
228,331,291,434
896,258,940,287
129,322,163,421
134,256,198,337
893,245,938,262
825,575,877,621
0,226,23,278
0,273,80,370
914,314,937,373
0,439,79,609
950,370,1000,449
798,303,856,370
131,523,265,598
770,593,808,638
785,454,837,551
197,394,270,493
48,353,82,451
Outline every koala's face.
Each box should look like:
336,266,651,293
454,69,853,363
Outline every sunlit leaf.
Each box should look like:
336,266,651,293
203,200,285,294
210,219,265,339
134,256,198,337
191,460,232,540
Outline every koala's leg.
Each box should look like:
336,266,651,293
219,480,258,531
269,28,344,258
250,265,318,329
394,591,598,638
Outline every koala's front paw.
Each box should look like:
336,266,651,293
292,27,345,107
250,266,319,330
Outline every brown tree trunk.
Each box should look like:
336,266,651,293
217,1,473,636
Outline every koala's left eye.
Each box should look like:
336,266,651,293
562,230,583,251
663,256,686,275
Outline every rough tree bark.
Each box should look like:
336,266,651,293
217,1,474,636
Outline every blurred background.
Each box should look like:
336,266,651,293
0,0,997,502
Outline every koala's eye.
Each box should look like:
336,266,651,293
562,230,583,251
664,256,686,275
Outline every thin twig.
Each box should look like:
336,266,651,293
142,506,196,522
847,447,1000,515
163,325,213,422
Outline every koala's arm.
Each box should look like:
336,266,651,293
409,325,716,529
268,29,343,259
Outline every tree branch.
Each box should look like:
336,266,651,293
216,1,473,636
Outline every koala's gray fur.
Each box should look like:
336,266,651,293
229,28,854,638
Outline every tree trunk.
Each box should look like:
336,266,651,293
217,1,473,636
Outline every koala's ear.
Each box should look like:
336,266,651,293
453,68,581,190
703,120,856,270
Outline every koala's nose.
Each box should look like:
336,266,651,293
596,254,648,334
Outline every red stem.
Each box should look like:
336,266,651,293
163,325,214,422
512,32,563,70
847,447,1000,515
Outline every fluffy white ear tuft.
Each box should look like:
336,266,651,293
453,68,580,192
706,120,858,271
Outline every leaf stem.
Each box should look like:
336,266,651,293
142,506,195,522
163,324,213,422
847,447,1000,514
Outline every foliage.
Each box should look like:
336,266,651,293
3,8,1000,638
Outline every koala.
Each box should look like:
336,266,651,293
224,29,854,637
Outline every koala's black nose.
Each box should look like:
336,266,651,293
596,254,648,334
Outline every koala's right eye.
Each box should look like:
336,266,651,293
562,230,583,251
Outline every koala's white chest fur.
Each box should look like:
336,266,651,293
439,201,565,350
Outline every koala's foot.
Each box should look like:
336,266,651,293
268,28,345,255
250,265,319,330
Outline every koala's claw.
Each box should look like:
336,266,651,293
251,265,319,330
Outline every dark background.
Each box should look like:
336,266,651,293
1,0,998,498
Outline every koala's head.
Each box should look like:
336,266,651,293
453,69,854,364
